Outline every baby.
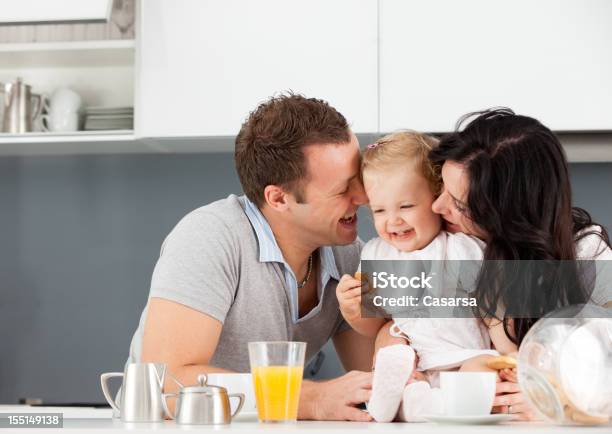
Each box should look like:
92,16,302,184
336,131,514,422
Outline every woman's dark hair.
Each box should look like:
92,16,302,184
429,108,611,345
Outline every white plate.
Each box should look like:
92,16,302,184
424,414,514,425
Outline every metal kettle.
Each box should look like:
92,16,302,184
0,78,44,133
163,374,245,425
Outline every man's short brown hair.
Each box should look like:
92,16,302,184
235,93,350,207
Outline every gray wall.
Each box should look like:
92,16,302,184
0,154,610,404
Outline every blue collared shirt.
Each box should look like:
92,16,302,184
243,197,340,323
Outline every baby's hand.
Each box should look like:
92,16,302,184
336,274,362,323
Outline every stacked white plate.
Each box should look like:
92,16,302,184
83,106,134,131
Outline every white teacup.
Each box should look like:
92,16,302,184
440,372,497,416
205,373,256,415
42,111,79,132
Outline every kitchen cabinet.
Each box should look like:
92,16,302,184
2,0,612,158
137,0,378,138
379,0,612,132
0,39,137,153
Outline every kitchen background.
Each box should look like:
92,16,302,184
1,0,611,405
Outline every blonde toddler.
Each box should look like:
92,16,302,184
336,131,513,422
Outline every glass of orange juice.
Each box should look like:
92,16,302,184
248,341,306,423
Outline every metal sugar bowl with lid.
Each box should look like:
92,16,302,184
518,304,612,425
163,374,244,425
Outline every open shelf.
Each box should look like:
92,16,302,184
0,39,135,67
0,38,136,155
0,130,133,141
0,131,151,155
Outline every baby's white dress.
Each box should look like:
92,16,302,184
361,231,499,385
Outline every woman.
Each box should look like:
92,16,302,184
429,108,612,420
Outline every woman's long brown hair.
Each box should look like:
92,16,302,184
430,108,610,345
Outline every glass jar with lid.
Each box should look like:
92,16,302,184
518,304,611,425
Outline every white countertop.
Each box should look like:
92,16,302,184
0,405,112,419
0,408,608,433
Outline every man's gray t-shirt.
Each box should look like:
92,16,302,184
126,195,361,372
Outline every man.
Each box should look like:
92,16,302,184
125,94,374,421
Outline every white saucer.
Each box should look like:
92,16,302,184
424,414,515,425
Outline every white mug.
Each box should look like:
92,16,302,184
205,373,256,415
440,371,497,416
41,88,81,132
48,88,81,113
42,111,79,132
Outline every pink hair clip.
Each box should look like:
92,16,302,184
367,143,379,149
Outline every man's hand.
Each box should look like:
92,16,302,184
336,274,362,323
299,371,373,421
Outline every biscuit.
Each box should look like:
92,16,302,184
355,272,370,284
355,272,373,294
567,406,609,425
549,374,608,425
486,355,518,370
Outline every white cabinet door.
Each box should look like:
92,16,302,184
137,0,378,137
0,0,112,23
380,0,612,132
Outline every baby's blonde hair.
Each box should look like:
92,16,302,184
362,130,441,195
